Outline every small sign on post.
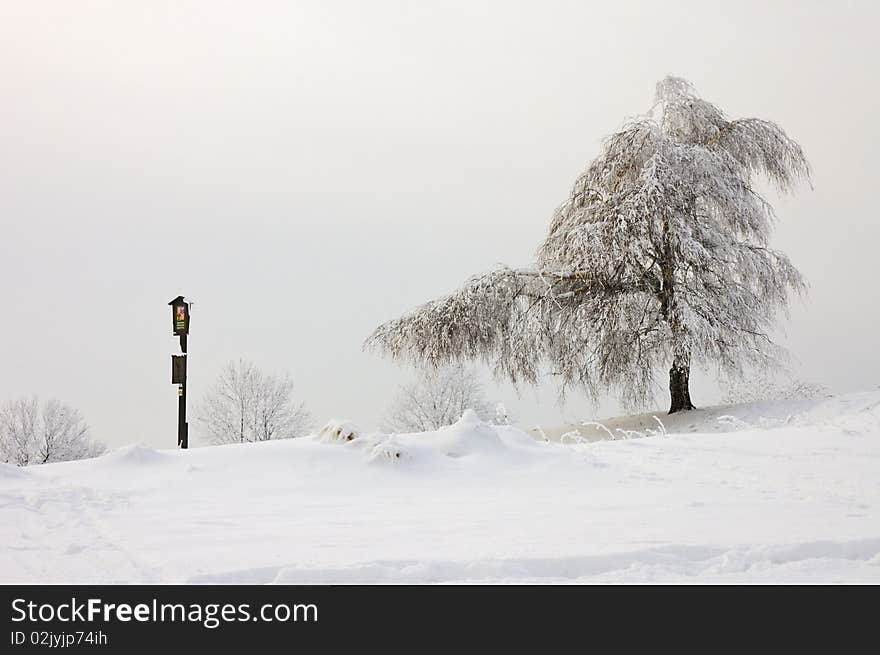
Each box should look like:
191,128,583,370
169,295,190,337
171,355,186,385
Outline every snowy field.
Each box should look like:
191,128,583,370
1,391,879,584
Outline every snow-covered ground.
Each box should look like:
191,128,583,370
2,391,879,584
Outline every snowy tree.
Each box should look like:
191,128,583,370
384,365,494,432
0,396,105,466
367,77,811,413
196,359,311,444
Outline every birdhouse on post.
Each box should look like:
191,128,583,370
169,295,190,338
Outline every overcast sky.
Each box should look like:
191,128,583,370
2,1,878,448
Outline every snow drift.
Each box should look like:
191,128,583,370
1,391,878,584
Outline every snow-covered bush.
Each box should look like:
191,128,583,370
493,402,513,426
316,420,361,444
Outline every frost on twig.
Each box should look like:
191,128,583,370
580,421,616,441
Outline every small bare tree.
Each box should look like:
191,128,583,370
197,359,311,445
0,396,105,466
384,365,494,432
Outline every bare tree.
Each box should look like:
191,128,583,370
384,365,494,432
0,396,105,466
196,359,311,445
367,77,811,414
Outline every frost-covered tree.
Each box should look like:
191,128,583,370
0,396,105,466
384,365,494,432
367,77,811,413
197,359,311,444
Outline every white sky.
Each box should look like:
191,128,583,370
2,1,878,448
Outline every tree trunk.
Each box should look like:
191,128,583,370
659,210,695,414
668,359,695,414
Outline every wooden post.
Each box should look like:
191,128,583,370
169,296,191,449
178,376,188,449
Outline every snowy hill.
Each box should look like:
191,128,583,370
1,392,879,584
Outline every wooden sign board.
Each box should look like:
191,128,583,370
171,355,187,384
